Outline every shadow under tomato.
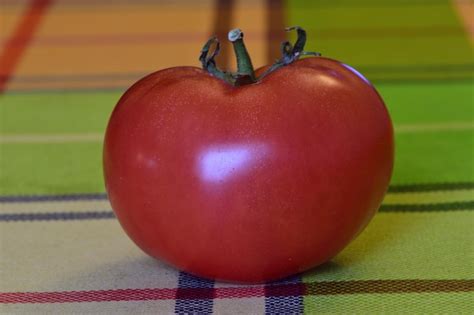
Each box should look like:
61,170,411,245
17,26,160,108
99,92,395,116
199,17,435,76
45,255,179,292
300,209,429,282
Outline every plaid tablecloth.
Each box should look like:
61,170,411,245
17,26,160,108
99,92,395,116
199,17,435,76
1,0,473,313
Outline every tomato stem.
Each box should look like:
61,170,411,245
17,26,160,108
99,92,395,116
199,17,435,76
199,37,235,84
257,26,321,81
228,29,256,85
199,26,320,86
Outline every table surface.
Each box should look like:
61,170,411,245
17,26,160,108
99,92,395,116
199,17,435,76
1,0,473,314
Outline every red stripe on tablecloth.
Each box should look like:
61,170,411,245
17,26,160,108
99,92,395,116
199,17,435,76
0,0,52,93
0,287,267,304
1,280,472,304
0,288,178,304
0,287,268,304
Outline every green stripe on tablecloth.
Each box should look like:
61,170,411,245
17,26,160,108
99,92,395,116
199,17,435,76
0,92,118,134
289,1,460,27
288,0,473,70
378,82,473,124
392,130,474,184
304,292,473,314
0,143,104,195
302,212,474,313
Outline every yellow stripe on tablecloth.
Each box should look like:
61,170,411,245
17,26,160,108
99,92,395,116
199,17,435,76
0,133,103,143
38,2,215,36
8,0,270,90
7,76,140,91
0,199,111,214
1,211,472,294
1,300,176,315
452,0,474,45
395,121,474,133
0,220,179,292
10,2,214,80
11,43,207,77
0,2,29,44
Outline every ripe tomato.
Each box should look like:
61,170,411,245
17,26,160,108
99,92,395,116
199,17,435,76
103,27,394,283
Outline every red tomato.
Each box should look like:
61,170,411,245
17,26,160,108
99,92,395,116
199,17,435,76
103,28,394,283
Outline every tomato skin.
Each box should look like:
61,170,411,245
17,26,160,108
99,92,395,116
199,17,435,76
103,57,394,283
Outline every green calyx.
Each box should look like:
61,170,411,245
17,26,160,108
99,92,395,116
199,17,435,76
199,26,321,87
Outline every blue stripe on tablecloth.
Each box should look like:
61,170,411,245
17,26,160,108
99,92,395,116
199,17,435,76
1,182,473,203
2,201,472,222
174,272,215,314
0,193,107,202
0,211,115,221
265,274,304,314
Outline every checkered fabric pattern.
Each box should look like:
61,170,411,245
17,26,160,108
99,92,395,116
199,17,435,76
1,0,473,314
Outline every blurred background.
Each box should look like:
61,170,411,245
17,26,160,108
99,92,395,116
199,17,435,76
1,0,472,195
1,1,473,313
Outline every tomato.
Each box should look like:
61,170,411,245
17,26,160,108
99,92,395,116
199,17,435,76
103,27,394,283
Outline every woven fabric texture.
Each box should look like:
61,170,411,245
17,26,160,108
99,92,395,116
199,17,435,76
1,0,473,314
